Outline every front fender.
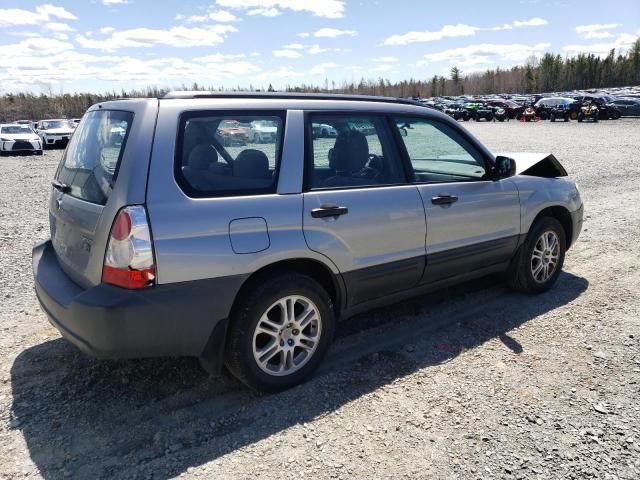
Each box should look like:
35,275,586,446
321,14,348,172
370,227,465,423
512,175,582,235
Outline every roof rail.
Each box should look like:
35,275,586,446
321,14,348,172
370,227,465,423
160,90,427,107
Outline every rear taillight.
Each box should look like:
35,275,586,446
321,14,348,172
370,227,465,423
102,206,155,289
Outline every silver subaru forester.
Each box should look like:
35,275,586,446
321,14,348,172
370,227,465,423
33,92,583,391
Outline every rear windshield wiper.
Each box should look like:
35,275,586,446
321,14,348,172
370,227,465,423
51,179,70,193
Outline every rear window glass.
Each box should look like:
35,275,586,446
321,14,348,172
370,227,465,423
56,110,132,205
176,113,284,197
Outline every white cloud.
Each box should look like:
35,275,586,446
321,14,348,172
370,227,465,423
283,43,305,49
76,25,237,51
248,7,281,17
575,23,620,34
575,23,621,40
0,38,262,91
563,33,637,56
272,49,302,58
311,27,356,38
309,62,338,75
100,26,115,34
0,4,77,28
513,17,547,27
216,0,345,18
102,0,128,4
384,24,477,45
307,45,328,54
417,42,551,69
372,56,398,63
193,53,247,62
385,18,548,45
45,22,74,32
187,10,238,23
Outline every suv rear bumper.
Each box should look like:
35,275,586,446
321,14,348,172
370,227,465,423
32,240,246,364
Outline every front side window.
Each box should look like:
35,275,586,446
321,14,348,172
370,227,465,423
56,110,132,205
307,115,405,189
393,118,487,183
177,113,283,197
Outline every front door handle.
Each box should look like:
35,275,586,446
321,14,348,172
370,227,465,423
311,203,349,218
431,194,458,205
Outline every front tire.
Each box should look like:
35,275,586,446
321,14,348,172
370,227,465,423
224,273,335,392
506,217,566,294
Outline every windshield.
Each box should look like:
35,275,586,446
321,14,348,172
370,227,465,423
41,120,71,130
1,126,33,134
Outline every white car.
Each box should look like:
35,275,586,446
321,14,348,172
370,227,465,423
0,124,43,155
313,123,338,138
36,119,75,149
250,120,278,143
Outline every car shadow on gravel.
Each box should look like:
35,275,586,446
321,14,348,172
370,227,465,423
10,272,587,479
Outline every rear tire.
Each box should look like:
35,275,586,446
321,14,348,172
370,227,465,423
506,217,566,294
224,273,335,392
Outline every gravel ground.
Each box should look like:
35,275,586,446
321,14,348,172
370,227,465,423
1,119,639,479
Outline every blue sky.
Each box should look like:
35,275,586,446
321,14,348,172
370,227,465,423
0,0,638,93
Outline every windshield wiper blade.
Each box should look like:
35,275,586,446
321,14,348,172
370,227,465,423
51,179,70,193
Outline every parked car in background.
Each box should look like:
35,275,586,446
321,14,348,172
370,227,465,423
609,98,640,116
312,123,338,138
519,106,538,122
485,100,522,119
534,98,577,120
35,119,75,149
577,102,599,122
216,119,249,146
493,107,508,122
249,120,279,143
572,95,621,120
0,124,43,155
443,103,471,121
32,92,583,392
473,103,494,121
549,105,571,122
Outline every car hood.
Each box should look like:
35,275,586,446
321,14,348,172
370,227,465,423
42,128,74,135
2,133,39,141
498,152,568,177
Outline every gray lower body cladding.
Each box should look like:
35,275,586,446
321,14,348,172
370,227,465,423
32,240,246,361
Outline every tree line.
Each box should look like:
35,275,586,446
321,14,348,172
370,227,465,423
1,38,638,122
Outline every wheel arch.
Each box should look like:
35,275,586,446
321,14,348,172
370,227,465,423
529,205,574,249
231,257,343,320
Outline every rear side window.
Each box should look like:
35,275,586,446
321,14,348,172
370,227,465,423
176,113,284,197
307,114,406,189
56,110,132,205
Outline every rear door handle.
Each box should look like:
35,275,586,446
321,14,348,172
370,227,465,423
431,194,458,205
311,204,349,218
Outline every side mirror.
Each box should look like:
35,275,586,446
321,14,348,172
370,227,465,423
493,156,516,180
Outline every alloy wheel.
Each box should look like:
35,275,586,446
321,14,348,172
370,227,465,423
252,295,322,376
531,230,560,283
